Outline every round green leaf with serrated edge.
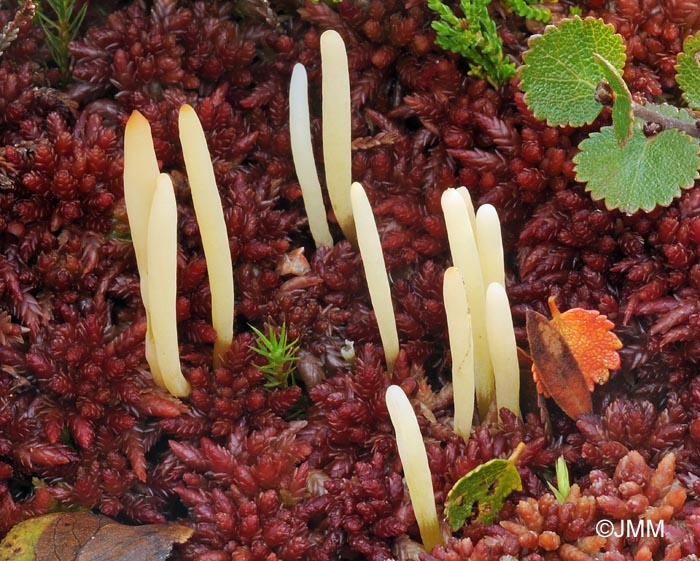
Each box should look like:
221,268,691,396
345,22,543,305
593,53,633,146
520,17,626,127
574,126,700,213
676,33,700,110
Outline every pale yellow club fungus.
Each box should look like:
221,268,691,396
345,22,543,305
178,104,234,368
442,267,475,439
350,182,399,373
147,174,191,398
321,30,356,247
289,63,334,248
485,282,521,417
441,188,494,419
123,110,164,389
456,186,476,231
476,204,506,288
385,385,443,552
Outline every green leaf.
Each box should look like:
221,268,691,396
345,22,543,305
520,17,626,126
676,33,700,110
574,126,700,213
592,53,633,146
0,513,58,561
445,457,522,529
547,481,566,504
546,455,570,504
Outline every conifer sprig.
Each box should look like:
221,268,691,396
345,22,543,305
35,0,88,84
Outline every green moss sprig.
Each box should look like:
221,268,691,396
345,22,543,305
250,323,300,389
427,0,551,87
503,0,552,23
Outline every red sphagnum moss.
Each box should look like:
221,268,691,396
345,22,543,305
1,0,700,560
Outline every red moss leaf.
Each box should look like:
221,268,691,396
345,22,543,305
136,389,190,418
123,429,148,483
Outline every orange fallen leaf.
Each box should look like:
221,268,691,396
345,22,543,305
0,512,193,561
527,297,622,420
544,297,622,392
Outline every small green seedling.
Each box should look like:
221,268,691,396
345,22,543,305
520,18,700,213
250,323,300,389
546,455,571,504
445,442,525,529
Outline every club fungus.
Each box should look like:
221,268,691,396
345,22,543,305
456,186,477,230
485,282,520,417
123,110,164,389
385,385,443,552
475,204,505,288
289,63,334,248
147,174,191,398
179,104,234,367
4,2,700,560
441,188,493,418
442,267,475,438
321,30,355,246
351,181,399,373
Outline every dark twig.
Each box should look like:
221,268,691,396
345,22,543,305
633,101,700,139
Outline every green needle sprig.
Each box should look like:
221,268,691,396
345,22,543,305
35,0,88,85
250,323,300,389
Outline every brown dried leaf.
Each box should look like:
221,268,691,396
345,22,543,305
0,512,193,561
526,309,592,419
276,247,310,277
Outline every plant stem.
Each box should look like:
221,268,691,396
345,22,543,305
507,442,526,464
632,102,700,139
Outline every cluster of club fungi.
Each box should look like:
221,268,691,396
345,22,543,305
1,0,700,560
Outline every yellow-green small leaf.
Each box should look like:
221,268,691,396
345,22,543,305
574,126,700,213
593,53,633,146
0,513,59,561
676,32,700,110
445,458,522,530
520,17,626,127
